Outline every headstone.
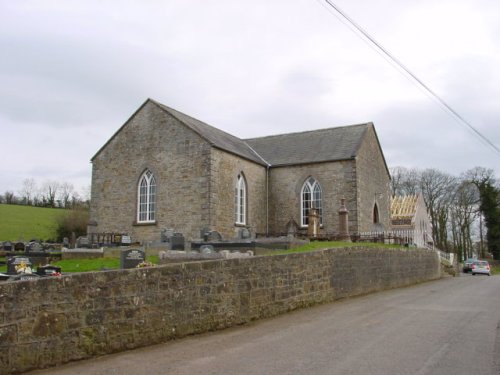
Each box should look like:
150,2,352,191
62,237,70,248
7,256,32,275
239,228,251,239
120,248,146,269
27,242,43,253
3,241,13,251
161,228,174,242
36,265,62,276
76,236,90,248
121,235,131,246
170,233,185,250
338,198,351,241
307,208,320,238
13,242,25,251
14,242,25,251
286,218,299,236
207,231,222,242
200,245,215,254
71,232,76,249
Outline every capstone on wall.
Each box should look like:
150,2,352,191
89,101,212,243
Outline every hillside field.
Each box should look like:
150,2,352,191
0,204,67,242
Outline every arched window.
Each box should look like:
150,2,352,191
137,169,156,223
373,203,379,224
235,174,246,225
301,177,322,226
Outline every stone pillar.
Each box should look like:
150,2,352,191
338,198,351,241
307,208,320,239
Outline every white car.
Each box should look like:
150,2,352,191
471,260,491,276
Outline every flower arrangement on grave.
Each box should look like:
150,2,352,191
136,261,155,268
15,261,33,274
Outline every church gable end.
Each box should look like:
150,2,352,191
89,99,214,242
354,124,391,232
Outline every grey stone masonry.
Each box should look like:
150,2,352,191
0,247,440,375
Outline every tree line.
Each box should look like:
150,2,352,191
0,178,89,209
391,166,500,261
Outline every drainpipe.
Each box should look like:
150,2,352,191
266,165,270,236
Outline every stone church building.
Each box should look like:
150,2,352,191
89,99,391,244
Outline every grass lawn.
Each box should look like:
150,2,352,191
51,255,160,272
258,240,404,256
0,204,67,242
0,255,159,274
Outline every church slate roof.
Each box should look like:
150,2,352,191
92,98,373,167
152,100,372,167
245,124,370,166
151,100,268,166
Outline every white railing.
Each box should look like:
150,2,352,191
436,249,455,265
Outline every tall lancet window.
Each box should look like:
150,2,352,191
301,177,322,226
137,169,156,223
235,174,246,225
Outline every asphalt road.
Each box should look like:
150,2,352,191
28,274,500,375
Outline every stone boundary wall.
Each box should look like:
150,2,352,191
0,247,440,374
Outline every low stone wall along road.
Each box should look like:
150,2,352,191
27,274,500,375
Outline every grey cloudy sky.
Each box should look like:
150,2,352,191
1,0,500,196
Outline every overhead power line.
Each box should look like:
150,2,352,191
319,0,500,156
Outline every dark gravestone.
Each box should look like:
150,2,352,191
14,242,25,251
170,233,185,250
63,237,70,248
36,265,62,276
3,241,13,251
7,256,32,275
120,248,146,269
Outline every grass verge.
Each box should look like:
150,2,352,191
258,240,405,256
0,255,159,273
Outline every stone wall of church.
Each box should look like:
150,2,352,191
210,148,267,239
267,160,358,235
354,125,392,232
89,101,212,243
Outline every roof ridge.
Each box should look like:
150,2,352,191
244,123,370,141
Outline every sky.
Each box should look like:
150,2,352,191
1,0,500,197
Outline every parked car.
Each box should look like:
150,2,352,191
463,258,477,273
471,260,491,276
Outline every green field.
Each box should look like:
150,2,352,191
0,204,67,242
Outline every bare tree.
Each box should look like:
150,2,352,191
41,180,60,208
419,169,457,251
19,178,36,205
449,180,479,261
59,182,75,208
4,191,16,204
389,166,421,197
